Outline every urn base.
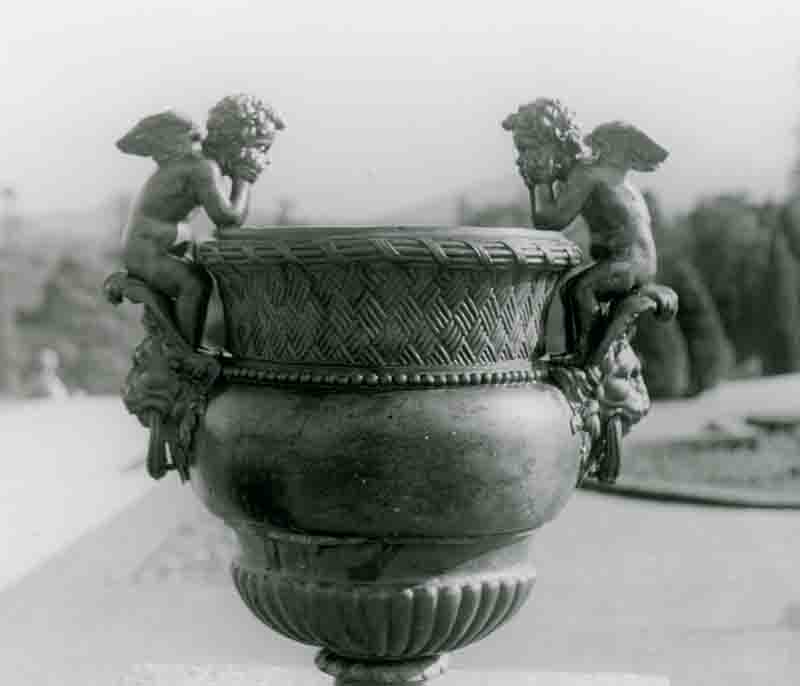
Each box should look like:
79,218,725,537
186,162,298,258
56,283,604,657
229,523,536,665
316,651,450,686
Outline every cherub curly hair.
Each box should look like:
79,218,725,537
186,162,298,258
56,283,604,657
502,98,587,183
203,94,286,177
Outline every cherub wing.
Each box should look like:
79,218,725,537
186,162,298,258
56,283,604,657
116,110,203,159
586,121,668,170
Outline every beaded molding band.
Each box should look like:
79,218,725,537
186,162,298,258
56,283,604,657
221,360,547,388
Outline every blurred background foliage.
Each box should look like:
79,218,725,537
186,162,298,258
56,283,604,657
0,193,302,398
459,180,800,399
2,140,800,399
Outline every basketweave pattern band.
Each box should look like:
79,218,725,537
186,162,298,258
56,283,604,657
211,264,560,367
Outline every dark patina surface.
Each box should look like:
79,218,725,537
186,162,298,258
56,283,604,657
192,382,580,538
107,222,673,686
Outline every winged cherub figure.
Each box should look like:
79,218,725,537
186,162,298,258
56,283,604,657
503,101,668,357
118,95,285,347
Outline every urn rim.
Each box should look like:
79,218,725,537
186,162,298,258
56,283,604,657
197,224,583,270
205,224,578,243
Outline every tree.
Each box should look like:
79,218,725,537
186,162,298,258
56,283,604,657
632,191,734,396
683,194,770,364
16,245,143,394
781,197,800,261
662,259,734,393
761,205,800,374
274,197,296,226
633,315,691,398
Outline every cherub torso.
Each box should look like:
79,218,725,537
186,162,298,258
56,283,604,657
581,173,657,279
122,159,201,267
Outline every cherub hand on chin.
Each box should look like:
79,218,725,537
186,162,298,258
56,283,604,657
117,94,285,347
502,98,588,189
230,150,268,184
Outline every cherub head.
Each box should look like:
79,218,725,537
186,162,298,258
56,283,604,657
116,110,203,163
502,98,588,185
203,94,286,182
585,121,668,172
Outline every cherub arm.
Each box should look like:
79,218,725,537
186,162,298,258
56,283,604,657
192,159,252,229
530,164,595,231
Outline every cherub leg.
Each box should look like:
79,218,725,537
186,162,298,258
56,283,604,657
562,265,601,355
560,281,578,353
145,256,213,347
568,261,636,356
561,264,595,353
177,264,213,347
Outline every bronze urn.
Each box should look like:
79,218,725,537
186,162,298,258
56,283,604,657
106,223,674,686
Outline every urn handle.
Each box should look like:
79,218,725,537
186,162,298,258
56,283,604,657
502,97,679,483
596,414,622,483
105,272,221,483
547,283,678,484
146,410,169,480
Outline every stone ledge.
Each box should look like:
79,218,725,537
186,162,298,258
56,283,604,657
117,664,669,686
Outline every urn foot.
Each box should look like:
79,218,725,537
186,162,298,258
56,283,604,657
316,650,449,686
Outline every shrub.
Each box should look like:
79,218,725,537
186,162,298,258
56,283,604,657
659,258,734,394
633,314,691,398
761,225,800,374
635,191,734,396
683,195,770,364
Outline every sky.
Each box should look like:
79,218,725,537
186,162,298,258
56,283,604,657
1,0,799,225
